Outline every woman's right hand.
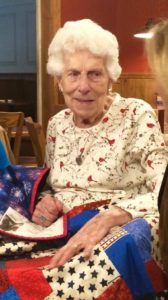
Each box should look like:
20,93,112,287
32,194,63,227
48,207,132,268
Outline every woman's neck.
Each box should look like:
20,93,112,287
74,112,105,128
74,96,112,128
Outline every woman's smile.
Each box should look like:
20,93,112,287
74,98,94,103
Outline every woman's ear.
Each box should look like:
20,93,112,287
59,85,63,93
58,79,63,93
107,80,113,94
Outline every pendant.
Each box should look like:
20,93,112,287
76,155,82,165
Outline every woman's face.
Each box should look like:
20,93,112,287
58,50,110,127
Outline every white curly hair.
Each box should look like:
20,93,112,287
47,19,122,82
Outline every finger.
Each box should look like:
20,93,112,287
48,253,65,269
32,208,54,227
36,195,55,209
39,207,59,222
33,202,60,223
39,198,63,217
48,242,81,268
54,200,63,216
48,247,70,268
32,214,52,227
83,244,94,258
32,214,41,225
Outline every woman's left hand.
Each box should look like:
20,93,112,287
48,207,132,269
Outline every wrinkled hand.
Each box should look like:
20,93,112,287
48,207,132,269
32,194,63,227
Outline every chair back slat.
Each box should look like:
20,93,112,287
24,117,46,167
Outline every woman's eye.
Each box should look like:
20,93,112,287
88,71,102,81
68,71,79,81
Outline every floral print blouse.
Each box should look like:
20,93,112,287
45,93,168,218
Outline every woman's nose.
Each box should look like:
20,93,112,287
78,74,90,94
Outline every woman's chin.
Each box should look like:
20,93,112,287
73,105,95,117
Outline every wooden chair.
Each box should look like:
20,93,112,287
0,125,16,164
0,111,24,163
24,117,46,167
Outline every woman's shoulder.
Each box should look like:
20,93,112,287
111,93,154,115
47,108,73,137
48,108,73,126
127,97,153,111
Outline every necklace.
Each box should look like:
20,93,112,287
72,103,111,165
73,128,94,166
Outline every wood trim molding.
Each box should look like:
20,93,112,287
36,0,61,132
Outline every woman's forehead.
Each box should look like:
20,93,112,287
63,50,106,69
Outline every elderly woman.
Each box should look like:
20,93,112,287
146,19,168,275
32,19,167,272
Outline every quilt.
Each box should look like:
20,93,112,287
0,206,168,300
0,166,168,300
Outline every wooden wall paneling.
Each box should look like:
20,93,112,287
113,74,156,107
112,78,121,95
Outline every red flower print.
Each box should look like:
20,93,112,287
66,181,71,188
102,117,109,123
147,160,154,169
120,108,128,113
99,157,106,163
65,111,71,115
49,135,56,142
87,175,97,183
139,209,147,212
147,123,155,128
80,147,85,154
106,138,115,145
60,161,64,169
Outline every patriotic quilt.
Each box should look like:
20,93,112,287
0,166,168,299
0,207,168,300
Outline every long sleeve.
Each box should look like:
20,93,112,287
113,108,168,218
